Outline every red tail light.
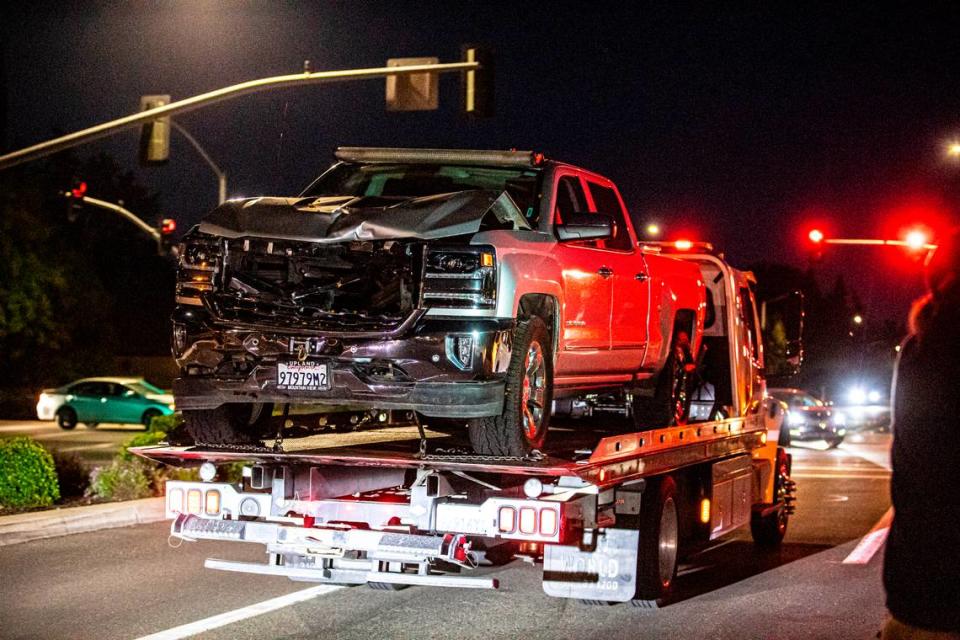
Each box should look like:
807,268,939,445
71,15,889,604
539,507,558,536
498,506,516,533
519,507,537,534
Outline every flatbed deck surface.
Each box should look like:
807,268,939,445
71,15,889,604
133,414,767,487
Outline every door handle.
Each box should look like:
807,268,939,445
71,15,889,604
598,266,614,278
635,272,649,282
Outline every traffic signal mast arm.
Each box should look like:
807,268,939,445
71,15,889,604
822,237,938,250
0,60,479,171
67,192,161,245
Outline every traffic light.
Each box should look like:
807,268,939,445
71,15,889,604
65,179,87,222
462,45,494,117
139,95,171,166
806,228,825,262
159,217,177,255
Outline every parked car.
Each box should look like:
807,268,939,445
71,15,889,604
767,387,846,448
36,377,175,430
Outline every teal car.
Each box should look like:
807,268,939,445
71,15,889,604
36,377,175,430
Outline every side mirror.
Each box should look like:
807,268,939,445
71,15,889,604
556,212,614,242
761,290,805,376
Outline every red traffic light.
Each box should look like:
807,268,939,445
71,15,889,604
904,229,930,251
160,218,177,234
808,229,825,244
70,181,87,199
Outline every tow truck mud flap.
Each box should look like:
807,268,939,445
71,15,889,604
542,528,639,602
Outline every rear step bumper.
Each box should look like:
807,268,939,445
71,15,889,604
205,558,498,590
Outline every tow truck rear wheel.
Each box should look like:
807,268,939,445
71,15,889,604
468,316,552,457
183,403,274,445
634,476,680,601
751,448,792,547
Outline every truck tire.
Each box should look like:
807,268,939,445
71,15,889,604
56,407,78,430
632,333,693,429
468,316,552,457
634,476,680,601
183,403,273,446
751,449,792,547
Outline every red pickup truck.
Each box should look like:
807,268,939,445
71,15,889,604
171,148,705,455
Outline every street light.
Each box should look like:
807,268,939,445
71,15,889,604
852,314,863,325
948,141,960,158
646,223,661,237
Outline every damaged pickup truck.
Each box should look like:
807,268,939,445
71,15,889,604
172,147,705,455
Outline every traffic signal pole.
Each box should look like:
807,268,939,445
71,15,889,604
70,193,162,245
0,60,479,171
170,120,227,204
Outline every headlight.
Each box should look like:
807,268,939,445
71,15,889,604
847,387,867,405
833,412,847,426
176,233,223,305
788,411,806,426
421,246,497,309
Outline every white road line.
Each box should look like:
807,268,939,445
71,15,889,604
134,585,343,640
792,472,890,480
843,507,894,565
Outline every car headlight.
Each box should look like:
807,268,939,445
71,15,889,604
832,412,847,426
421,246,497,309
788,411,806,426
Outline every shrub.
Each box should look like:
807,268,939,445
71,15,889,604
0,437,60,509
148,413,183,434
88,459,151,501
48,449,89,498
119,430,168,462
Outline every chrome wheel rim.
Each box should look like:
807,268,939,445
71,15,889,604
521,341,546,441
659,496,679,587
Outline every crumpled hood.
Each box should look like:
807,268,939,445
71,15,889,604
198,190,530,243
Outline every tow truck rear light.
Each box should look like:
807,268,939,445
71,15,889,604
519,507,537,534
205,490,221,515
168,488,183,514
498,506,516,533
539,507,558,536
186,489,203,515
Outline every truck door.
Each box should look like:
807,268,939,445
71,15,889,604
735,286,764,413
551,173,613,373
585,179,648,371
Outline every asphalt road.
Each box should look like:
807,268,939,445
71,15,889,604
0,420,147,466
0,432,893,640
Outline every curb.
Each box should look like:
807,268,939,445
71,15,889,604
0,496,166,547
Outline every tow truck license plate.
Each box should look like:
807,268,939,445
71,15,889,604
277,362,329,390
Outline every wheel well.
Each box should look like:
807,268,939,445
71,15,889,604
672,309,696,347
518,294,559,359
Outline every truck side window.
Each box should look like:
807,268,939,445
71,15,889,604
587,182,632,251
738,287,761,362
554,175,586,226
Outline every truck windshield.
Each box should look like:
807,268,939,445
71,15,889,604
301,163,544,224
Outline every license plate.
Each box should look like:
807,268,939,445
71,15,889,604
277,362,330,391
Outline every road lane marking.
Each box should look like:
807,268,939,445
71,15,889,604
843,507,894,565
57,442,119,453
134,585,344,640
792,472,890,480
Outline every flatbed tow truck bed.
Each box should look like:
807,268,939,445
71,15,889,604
135,414,766,487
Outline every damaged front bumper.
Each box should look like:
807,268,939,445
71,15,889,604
172,311,514,418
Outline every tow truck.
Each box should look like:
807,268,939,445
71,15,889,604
134,246,798,604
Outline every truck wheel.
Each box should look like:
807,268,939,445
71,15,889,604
56,407,78,430
634,476,680,601
751,449,792,547
183,403,273,446
468,316,552,457
632,333,693,429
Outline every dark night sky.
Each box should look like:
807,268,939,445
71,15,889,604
4,2,960,322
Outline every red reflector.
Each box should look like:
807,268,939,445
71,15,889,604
540,507,558,537
498,506,516,533
161,218,177,234
519,507,536,534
